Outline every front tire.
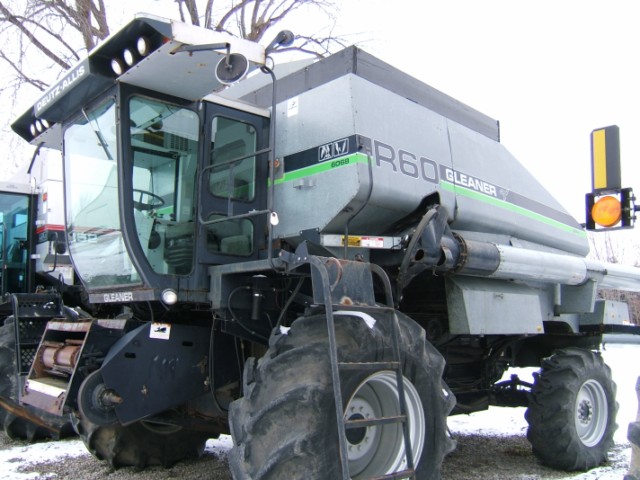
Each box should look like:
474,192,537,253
525,347,618,471
229,311,455,480
73,414,208,469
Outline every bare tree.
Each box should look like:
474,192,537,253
174,0,344,57
588,231,640,325
0,0,345,178
0,0,110,94
0,0,343,96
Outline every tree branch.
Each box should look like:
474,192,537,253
0,1,71,69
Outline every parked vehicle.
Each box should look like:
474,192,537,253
8,15,640,479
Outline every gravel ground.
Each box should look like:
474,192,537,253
0,427,631,479
1,345,635,478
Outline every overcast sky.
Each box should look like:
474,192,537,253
344,0,640,251
7,0,640,254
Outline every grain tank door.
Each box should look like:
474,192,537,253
197,99,270,263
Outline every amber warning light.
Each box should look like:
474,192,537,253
585,126,638,231
591,195,622,228
585,126,637,230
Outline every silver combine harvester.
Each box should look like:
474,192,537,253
3,13,640,479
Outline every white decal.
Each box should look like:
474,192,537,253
318,138,349,162
361,237,384,248
287,97,299,117
150,323,171,340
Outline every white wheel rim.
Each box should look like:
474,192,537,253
575,379,608,447
344,371,425,478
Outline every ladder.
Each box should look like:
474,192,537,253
281,243,417,479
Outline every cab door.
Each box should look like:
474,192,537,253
198,103,269,264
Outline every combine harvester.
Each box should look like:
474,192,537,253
5,13,640,479
0,150,80,440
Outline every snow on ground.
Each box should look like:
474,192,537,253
0,343,637,479
447,342,638,479
449,343,638,444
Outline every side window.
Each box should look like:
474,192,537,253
209,117,257,201
129,96,199,275
206,117,257,256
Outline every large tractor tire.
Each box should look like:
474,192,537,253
229,311,455,480
73,415,209,469
0,317,75,441
525,347,618,471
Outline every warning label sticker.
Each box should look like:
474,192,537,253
150,323,171,340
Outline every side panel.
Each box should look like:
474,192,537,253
273,76,365,240
445,276,553,335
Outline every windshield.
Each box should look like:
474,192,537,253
64,98,140,288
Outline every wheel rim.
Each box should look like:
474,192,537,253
344,371,425,478
574,379,608,447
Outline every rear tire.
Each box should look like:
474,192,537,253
0,317,75,441
229,311,455,479
73,414,208,469
525,347,618,471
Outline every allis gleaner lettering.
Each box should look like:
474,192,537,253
103,291,134,303
373,139,498,198
444,168,498,197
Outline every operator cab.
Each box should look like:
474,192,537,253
12,15,271,304
0,184,35,296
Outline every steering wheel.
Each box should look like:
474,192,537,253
133,189,165,211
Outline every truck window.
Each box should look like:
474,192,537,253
64,98,141,288
209,117,257,202
0,193,30,294
206,117,257,256
129,96,199,275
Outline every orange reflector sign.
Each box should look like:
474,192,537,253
591,195,622,227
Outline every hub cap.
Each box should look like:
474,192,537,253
344,371,425,478
575,379,608,447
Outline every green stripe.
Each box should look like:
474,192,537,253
441,181,586,237
275,152,369,185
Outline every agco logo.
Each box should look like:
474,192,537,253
318,138,349,162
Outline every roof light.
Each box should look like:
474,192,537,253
591,195,622,227
123,48,136,66
41,119,50,129
35,120,44,133
137,37,150,57
111,58,125,76
29,124,37,136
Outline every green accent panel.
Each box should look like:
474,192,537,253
441,181,586,237
275,153,369,185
